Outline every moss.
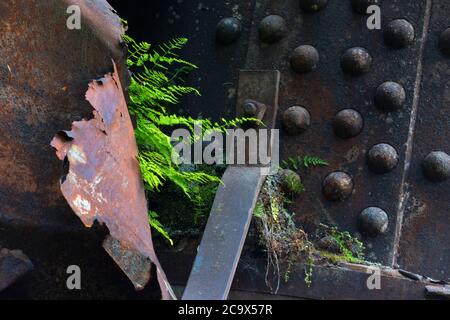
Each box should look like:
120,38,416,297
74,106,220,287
253,171,368,291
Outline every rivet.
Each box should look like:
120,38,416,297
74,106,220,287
341,47,372,75
283,106,311,135
333,109,364,139
299,0,329,12
216,17,242,45
280,169,302,194
322,172,354,202
290,45,320,74
374,81,406,112
384,19,415,49
351,0,379,15
439,28,450,56
243,102,258,117
358,207,389,237
422,151,450,182
367,143,399,174
317,236,342,254
259,15,287,43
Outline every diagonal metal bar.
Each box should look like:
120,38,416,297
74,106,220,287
182,70,280,300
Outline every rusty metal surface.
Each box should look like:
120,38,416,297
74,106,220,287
396,0,450,281
0,248,33,292
243,0,432,267
0,0,126,230
0,0,169,298
51,65,173,299
159,246,448,300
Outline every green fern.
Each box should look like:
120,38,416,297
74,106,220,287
123,33,249,244
282,155,329,171
149,211,173,246
303,155,329,168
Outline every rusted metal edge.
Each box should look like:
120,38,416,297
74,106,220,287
51,63,175,300
160,249,448,300
0,248,33,293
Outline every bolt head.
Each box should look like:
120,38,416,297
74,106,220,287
290,45,320,74
322,172,354,202
367,143,399,174
358,207,389,237
384,19,415,49
422,151,450,182
375,81,406,112
341,47,372,76
299,0,329,12
259,15,287,43
351,0,379,15
333,109,364,139
216,17,242,45
283,106,311,135
439,28,450,56
280,169,302,194
317,236,342,254
243,102,258,117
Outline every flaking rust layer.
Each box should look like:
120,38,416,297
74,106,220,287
51,62,174,300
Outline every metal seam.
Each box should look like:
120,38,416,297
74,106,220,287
392,0,434,267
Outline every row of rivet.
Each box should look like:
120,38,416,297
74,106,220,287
280,168,389,237
224,1,450,237
216,10,450,58
282,104,449,178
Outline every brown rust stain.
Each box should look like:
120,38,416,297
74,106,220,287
51,63,174,300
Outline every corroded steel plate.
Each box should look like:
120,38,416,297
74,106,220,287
243,0,449,279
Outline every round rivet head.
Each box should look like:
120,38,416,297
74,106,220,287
439,28,450,56
384,19,415,49
367,143,399,174
290,45,320,74
374,81,406,112
358,207,389,237
243,102,258,117
299,0,328,12
333,109,364,139
280,169,303,194
341,47,372,75
422,151,450,182
351,0,379,14
216,17,242,44
322,172,354,202
283,106,311,135
259,15,287,43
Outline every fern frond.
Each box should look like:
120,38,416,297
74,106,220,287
124,33,250,243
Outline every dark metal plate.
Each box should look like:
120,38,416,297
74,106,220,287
244,0,429,266
397,0,450,281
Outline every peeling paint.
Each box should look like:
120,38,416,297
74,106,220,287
51,64,174,300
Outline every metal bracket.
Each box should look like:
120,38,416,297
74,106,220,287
182,70,280,300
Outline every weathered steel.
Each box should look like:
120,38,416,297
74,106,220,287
182,166,265,300
0,0,126,230
183,70,280,300
159,246,449,300
0,248,33,292
0,0,169,298
396,0,450,281
244,0,431,267
51,65,174,299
